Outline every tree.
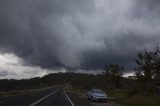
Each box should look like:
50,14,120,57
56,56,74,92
135,50,154,81
152,47,160,80
104,64,124,89
135,47,160,81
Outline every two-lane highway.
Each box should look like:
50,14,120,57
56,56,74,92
0,86,74,106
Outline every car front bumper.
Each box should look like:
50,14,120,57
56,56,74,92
92,97,107,101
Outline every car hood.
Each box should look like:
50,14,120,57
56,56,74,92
93,93,107,97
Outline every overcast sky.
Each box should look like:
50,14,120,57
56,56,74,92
0,0,160,79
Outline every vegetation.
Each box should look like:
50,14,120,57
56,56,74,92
0,73,108,92
104,64,124,89
133,46,160,95
115,94,160,106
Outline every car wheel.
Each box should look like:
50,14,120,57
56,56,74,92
87,95,90,100
91,96,94,102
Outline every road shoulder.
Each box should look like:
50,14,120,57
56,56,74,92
66,88,123,106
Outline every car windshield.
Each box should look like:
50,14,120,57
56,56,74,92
91,89,105,93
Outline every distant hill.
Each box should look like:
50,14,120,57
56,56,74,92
0,72,98,92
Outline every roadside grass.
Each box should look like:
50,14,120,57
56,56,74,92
107,89,128,100
0,86,51,97
66,87,160,106
65,86,87,95
115,95,160,106
107,89,160,106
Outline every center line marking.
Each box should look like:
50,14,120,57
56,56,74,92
29,88,59,106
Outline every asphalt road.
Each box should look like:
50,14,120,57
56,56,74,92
0,86,74,106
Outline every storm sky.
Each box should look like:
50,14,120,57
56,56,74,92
0,0,160,79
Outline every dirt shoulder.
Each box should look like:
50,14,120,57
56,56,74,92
66,88,123,106
66,87,160,106
67,92,94,106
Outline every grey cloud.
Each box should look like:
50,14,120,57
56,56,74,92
0,0,94,68
0,70,8,76
0,0,160,73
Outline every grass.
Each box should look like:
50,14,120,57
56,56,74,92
65,86,87,94
107,89,160,106
115,95,160,106
0,86,51,97
107,89,128,99
67,87,160,106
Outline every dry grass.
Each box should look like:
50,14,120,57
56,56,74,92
67,87,160,106
107,89,160,106
0,86,51,97
115,95,160,106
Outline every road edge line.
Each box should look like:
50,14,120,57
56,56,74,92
29,88,59,106
64,90,75,106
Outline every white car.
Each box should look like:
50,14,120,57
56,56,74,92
87,89,108,102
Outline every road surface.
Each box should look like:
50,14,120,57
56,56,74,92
0,86,74,106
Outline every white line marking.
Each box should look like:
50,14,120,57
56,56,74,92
29,88,59,106
64,90,75,106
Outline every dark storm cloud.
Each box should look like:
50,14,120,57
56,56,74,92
0,0,94,69
0,0,160,72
